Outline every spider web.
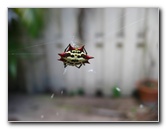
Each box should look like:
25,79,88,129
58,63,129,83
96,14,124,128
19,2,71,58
8,9,158,121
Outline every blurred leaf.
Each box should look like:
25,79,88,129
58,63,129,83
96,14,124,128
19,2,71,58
112,86,121,98
8,8,45,80
77,88,85,96
9,57,17,79
14,8,44,37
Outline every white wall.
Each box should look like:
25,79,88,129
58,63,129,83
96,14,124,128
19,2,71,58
24,8,159,96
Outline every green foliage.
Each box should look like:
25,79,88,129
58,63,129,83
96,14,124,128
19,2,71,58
112,85,121,98
77,88,85,96
8,57,17,79
14,8,44,37
8,8,45,80
143,80,156,88
69,90,76,96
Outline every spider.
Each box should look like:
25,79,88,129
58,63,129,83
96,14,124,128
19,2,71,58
58,44,94,68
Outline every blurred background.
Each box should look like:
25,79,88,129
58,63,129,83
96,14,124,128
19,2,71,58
8,8,159,121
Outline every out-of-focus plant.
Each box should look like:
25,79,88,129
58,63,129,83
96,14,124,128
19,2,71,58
77,88,85,96
14,8,44,37
112,85,121,98
8,8,45,80
69,90,76,96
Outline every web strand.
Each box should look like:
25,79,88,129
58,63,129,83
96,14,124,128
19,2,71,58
9,18,144,55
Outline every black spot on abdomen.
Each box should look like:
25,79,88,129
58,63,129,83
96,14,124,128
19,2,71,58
71,60,79,62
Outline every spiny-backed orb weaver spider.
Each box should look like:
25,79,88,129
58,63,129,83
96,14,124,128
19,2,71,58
58,44,94,68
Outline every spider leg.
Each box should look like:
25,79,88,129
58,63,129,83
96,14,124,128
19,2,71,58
64,63,67,68
75,64,82,69
64,44,70,52
83,48,87,55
